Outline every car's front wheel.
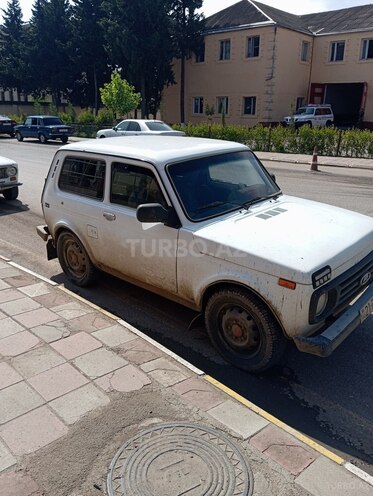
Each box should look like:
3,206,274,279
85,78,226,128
2,187,18,201
15,131,23,142
205,288,287,372
99,135,105,139
57,231,97,287
39,133,48,144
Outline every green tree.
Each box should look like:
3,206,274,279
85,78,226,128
26,0,74,105
169,0,205,124
101,0,174,118
99,70,141,118
70,0,109,113
0,0,27,96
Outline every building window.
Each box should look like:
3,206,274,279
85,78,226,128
247,35,260,58
243,97,256,115
301,41,310,62
296,97,305,110
193,97,204,114
219,39,231,60
195,42,205,63
330,41,345,61
361,39,373,59
217,97,228,114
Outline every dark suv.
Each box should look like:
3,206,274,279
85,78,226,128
14,115,73,144
0,115,16,137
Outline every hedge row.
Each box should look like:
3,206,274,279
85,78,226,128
173,123,373,158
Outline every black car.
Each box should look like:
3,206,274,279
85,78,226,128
0,115,16,137
14,115,73,144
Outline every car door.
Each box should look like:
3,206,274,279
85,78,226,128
21,117,34,137
95,161,178,293
125,121,142,136
114,121,130,136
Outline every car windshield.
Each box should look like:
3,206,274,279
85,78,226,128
167,151,281,221
145,121,173,131
43,117,63,125
295,107,314,115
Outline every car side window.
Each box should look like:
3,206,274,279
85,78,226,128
31,118,38,125
117,121,130,131
315,109,322,115
58,156,106,200
110,162,167,209
25,117,32,125
128,122,141,131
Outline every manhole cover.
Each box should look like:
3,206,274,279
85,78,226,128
107,422,254,496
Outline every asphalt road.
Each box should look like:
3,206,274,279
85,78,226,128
1,138,373,475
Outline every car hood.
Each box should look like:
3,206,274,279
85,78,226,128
192,195,373,284
0,156,17,167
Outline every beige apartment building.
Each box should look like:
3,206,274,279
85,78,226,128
162,0,373,128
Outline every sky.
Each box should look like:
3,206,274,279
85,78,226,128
1,0,372,23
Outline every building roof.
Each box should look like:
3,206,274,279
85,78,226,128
205,0,373,36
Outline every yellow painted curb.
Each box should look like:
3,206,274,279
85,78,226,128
58,286,120,321
204,375,345,465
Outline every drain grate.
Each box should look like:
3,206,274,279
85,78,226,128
107,422,254,496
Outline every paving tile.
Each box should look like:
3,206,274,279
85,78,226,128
92,324,136,347
18,282,51,298
171,377,225,411
0,331,40,358
0,288,23,304
11,346,66,378
95,364,151,393
0,268,22,279
34,291,71,308
0,406,68,456
0,317,24,340
0,297,41,316
250,424,317,475
0,261,7,269
0,280,10,291
51,331,102,359
116,338,163,364
50,301,91,320
68,312,114,332
3,273,36,287
31,319,73,343
0,471,40,495
140,357,189,387
0,310,6,319
0,362,23,390
28,362,89,401
0,439,16,472
73,348,127,379
296,456,373,496
0,381,44,424
49,383,109,425
207,399,269,439
14,308,59,328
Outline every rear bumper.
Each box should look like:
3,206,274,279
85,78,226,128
293,283,373,357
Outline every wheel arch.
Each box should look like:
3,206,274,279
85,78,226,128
54,225,98,266
200,280,287,337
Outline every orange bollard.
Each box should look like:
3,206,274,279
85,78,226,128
310,147,318,171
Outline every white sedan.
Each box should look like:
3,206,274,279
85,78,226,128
0,155,22,200
96,119,185,139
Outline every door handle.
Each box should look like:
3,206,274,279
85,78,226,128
103,212,116,221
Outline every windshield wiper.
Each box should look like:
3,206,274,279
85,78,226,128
236,191,282,210
196,200,230,212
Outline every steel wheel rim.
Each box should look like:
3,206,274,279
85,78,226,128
219,305,260,355
64,238,87,278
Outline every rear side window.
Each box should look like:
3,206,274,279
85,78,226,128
59,156,106,200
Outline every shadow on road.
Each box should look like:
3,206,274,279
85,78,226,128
0,198,29,215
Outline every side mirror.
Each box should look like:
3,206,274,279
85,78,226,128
137,203,180,228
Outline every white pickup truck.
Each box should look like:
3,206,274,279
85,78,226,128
37,136,373,372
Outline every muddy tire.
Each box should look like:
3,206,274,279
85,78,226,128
57,231,97,287
205,288,287,372
3,187,18,200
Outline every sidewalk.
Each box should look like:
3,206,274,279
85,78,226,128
0,256,372,496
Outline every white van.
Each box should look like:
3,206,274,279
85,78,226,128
37,136,373,372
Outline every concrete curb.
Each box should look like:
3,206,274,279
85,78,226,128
1,255,372,490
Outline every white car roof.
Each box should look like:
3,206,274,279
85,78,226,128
60,136,248,167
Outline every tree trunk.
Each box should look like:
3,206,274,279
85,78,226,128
140,76,146,118
93,65,98,116
180,53,185,125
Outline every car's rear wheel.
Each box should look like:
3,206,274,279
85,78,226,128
3,187,18,201
39,133,48,144
57,231,97,287
99,135,105,138
205,288,287,372
61,136,68,143
9,132,15,138
15,131,23,142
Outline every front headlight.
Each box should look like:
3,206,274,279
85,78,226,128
315,291,328,317
6,166,17,177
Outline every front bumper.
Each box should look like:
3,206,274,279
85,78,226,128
293,282,373,357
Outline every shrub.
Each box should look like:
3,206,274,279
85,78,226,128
77,110,95,124
95,109,115,126
58,112,74,125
